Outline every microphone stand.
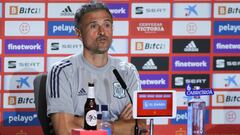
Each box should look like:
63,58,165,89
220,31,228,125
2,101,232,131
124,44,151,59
112,69,139,135
149,119,154,135
125,88,139,135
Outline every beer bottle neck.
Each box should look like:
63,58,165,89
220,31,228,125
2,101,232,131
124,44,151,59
88,86,95,98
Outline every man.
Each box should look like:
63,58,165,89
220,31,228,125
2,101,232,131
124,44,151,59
46,2,145,135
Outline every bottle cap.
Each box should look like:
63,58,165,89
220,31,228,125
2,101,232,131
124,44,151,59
102,111,110,121
88,82,95,98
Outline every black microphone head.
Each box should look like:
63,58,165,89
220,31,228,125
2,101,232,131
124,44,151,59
113,69,127,89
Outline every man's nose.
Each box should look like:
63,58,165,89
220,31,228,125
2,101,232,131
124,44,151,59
98,25,105,35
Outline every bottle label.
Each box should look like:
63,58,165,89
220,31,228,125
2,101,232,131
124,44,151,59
86,110,97,126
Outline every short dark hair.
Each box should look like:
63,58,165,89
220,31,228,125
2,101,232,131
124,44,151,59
74,2,112,30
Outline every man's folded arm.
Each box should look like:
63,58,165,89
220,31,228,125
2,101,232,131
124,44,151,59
112,103,147,135
51,112,84,135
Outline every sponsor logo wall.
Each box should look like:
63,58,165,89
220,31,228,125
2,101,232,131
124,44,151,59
0,1,239,135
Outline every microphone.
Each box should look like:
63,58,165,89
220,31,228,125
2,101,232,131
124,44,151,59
113,69,127,90
112,69,139,135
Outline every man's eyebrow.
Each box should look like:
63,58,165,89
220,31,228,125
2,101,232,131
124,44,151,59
104,19,113,23
86,19,112,26
86,21,97,26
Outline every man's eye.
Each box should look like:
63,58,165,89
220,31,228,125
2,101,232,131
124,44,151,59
90,24,97,29
104,22,112,28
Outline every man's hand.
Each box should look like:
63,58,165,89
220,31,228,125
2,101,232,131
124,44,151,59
113,103,147,135
119,103,133,120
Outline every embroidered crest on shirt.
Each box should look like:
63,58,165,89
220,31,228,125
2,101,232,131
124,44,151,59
77,88,87,96
113,82,126,99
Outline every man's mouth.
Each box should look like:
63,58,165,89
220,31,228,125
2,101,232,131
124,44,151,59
97,36,107,42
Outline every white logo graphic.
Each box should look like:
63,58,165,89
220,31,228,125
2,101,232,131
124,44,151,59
175,77,184,86
8,114,38,124
218,24,240,33
141,78,166,85
142,59,157,70
216,42,240,50
184,41,199,52
175,60,207,68
175,112,188,122
52,24,75,33
19,23,30,34
185,79,207,84
8,43,42,51
216,59,225,68
113,82,126,99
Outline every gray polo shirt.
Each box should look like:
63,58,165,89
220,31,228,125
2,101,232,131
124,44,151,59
46,53,141,121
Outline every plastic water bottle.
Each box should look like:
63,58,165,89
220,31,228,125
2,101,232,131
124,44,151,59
187,96,206,135
100,111,112,135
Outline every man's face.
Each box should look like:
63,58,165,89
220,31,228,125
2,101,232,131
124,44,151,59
78,10,113,54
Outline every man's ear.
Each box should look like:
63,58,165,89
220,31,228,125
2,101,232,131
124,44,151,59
75,28,82,39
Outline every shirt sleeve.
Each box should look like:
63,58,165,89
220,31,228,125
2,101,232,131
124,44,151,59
46,60,74,116
126,63,142,99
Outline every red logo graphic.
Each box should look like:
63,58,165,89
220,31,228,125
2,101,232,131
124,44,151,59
19,23,30,34
225,111,236,122
186,23,197,34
